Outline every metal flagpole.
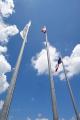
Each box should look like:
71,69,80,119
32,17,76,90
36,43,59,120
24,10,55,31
61,55,80,120
0,21,31,120
43,28,59,120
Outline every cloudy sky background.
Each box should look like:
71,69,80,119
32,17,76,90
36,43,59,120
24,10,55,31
0,0,80,120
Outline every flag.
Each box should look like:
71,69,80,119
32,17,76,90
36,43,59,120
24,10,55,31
20,21,31,41
55,57,62,72
41,26,47,33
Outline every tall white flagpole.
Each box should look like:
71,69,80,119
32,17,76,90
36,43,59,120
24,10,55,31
61,55,80,120
42,26,59,120
0,21,31,120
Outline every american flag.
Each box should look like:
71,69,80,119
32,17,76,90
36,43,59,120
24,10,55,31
55,57,62,72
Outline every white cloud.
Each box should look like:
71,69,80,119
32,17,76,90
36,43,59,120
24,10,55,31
26,114,76,120
60,44,80,80
0,0,19,94
0,54,11,74
31,43,59,75
35,113,49,120
0,46,7,54
59,116,76,120
31,44,80,80
35,113,48,120
0,54,11,94
0,100,4,110
26,116,76,120
35,117,48,120
26,113,48,120
0,74,9,93
0,23,19,43
0,0,19,43
35,118,48,120
0,0,14,17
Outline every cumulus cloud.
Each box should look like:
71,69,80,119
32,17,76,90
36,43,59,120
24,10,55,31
59,116,76,120
31,43,59,75
0,46,7,53
35,118,48,120
0,54,11,74
26,116,76,120
0,74,9,93
60,44,80,80
0,54,11,93
0,22,19,43
35,113,48,120
0,0,14,17
31,43,80,80
27,114,49,120
0,0,19,43
0,100,4,110
0,0,19,95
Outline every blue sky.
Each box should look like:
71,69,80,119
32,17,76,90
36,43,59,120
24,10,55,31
0,0,80,120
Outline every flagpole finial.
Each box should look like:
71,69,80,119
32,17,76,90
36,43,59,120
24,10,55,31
20,20,31,41
41,26,47,33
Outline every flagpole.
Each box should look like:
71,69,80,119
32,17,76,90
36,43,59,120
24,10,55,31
44,31,59,120
0,21,31,120
61,56,80,120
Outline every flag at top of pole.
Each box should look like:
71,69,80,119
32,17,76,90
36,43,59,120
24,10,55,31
55,57,62,72
20,20,31,41
41,26,47,33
